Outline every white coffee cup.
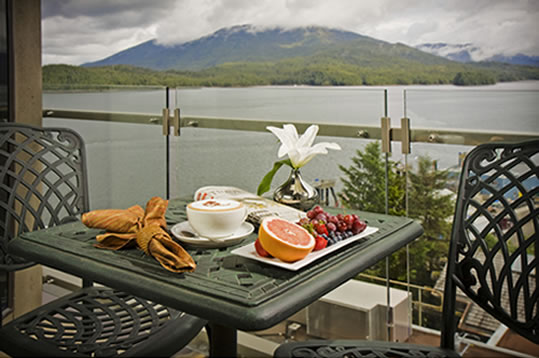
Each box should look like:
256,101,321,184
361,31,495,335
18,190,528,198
186,199,247,239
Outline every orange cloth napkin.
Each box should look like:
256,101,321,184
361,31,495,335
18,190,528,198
82,197,196,273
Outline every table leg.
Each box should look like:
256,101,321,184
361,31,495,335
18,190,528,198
207,322,237,357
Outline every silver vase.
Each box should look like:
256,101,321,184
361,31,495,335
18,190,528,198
273,168,319,211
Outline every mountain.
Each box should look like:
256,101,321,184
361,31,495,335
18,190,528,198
45,25,538,87
83,25,452,71
486,53,539,67
84,25,369,70
416,43,539,66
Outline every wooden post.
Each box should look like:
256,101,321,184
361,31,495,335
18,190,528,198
5,0,43,322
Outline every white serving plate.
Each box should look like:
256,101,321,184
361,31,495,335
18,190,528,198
231,226,378,271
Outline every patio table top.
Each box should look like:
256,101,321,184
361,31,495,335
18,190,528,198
8,198,423,356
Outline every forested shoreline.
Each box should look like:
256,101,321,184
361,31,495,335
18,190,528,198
43,60,539,88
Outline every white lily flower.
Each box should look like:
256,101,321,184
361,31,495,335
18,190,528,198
267,124,341,168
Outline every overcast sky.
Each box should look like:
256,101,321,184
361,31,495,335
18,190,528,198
41,0,539,66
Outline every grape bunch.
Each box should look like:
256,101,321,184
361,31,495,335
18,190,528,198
297,205,367,251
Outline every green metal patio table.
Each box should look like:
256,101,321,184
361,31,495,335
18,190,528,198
8,198,423,357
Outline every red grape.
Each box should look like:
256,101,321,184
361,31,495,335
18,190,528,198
315,222,329,236
343,214,354,226
326,222,337,232
352,220,367,234
328,215,339,224
315,213,327,222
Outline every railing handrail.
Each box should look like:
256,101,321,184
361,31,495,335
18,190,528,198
43,108,539,146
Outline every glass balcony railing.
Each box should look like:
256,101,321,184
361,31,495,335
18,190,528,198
43,85,168,209
41,84,539,357
43,85,538,208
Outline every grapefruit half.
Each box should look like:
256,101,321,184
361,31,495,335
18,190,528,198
258,217,315,262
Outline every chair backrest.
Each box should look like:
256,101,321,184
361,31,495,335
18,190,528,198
442,139,538,347
0,123,89,270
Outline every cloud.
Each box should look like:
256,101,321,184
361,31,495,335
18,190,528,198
400,0,539,59
42,0,539,65
41,0,174,64
42,0,176,24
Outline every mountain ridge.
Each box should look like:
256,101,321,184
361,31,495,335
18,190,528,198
83,25,452,71
44,25,539,87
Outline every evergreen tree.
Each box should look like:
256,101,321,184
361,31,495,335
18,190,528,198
409,156,454,242
339,142,455,286
338,141,405,216
404,156,454,284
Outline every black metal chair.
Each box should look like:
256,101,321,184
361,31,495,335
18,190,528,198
275,139,538,358
0,123,206,357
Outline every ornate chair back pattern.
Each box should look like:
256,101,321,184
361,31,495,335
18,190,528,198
0,123,89,269
444,139,538,345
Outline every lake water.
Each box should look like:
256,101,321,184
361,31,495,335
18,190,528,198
43,82,539,209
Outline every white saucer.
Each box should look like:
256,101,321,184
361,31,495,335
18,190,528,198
170,221,254,248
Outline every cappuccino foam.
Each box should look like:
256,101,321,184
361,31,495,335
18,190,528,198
188,199,242,212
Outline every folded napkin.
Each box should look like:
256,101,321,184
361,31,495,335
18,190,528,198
82,197,196,273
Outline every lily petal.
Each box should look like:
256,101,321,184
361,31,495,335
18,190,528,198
315,142,341,151
283,124,299,141
296,125,319,149
287,148,303,168
279,124,299,157
267,126,295,158
292,141,341,167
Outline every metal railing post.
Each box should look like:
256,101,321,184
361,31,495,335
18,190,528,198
165,87,170,199
419,287,423,326
381,89,393,341
403,89,412,336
